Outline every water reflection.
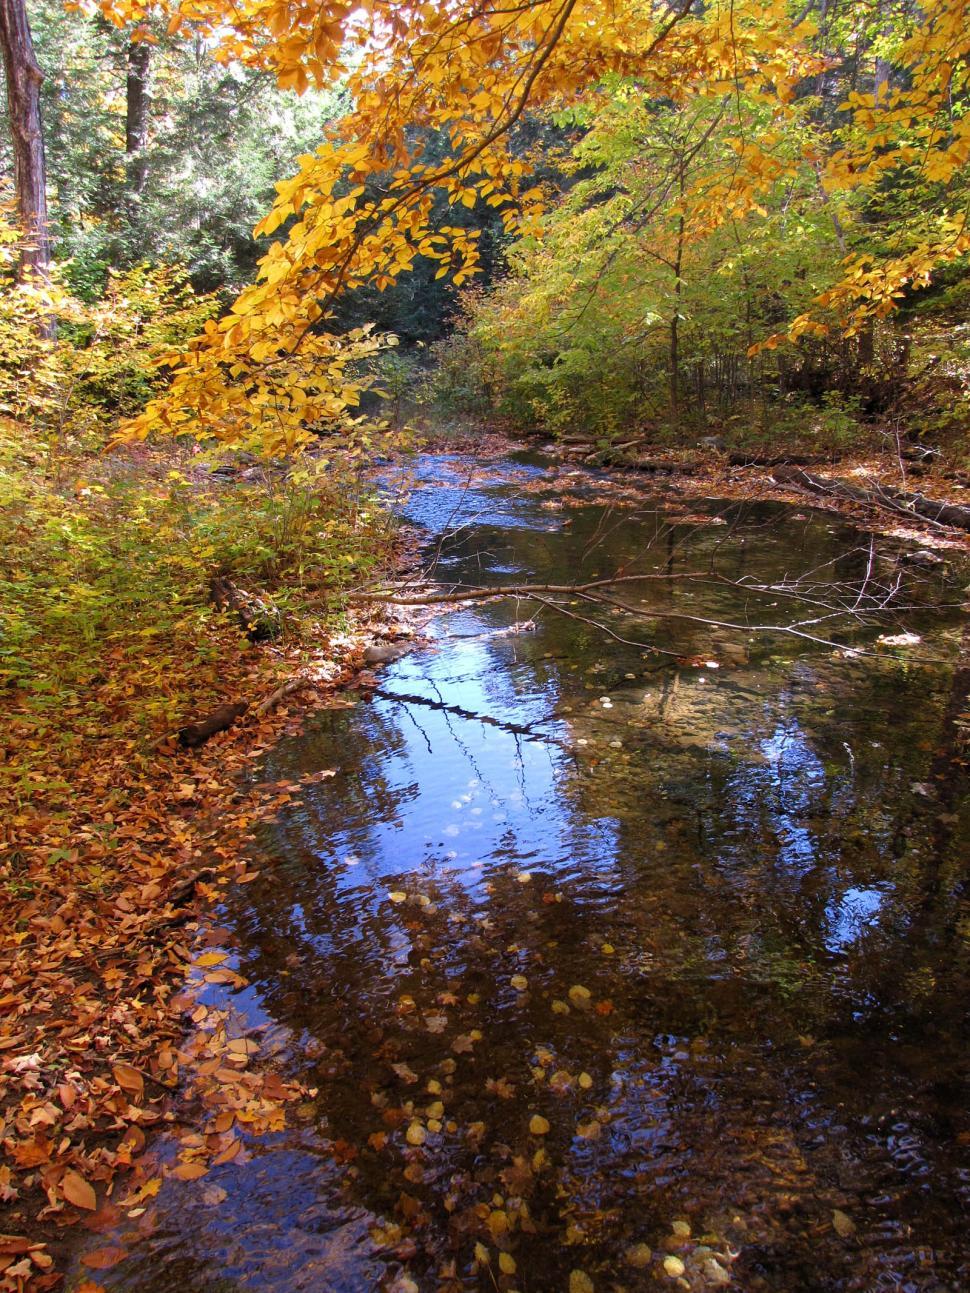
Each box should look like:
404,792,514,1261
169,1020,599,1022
80,454,969,1293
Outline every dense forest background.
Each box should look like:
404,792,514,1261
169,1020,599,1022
5,0,970,461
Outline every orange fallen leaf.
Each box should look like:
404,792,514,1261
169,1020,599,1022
62,1170,97,1211
261,1074,289,1100
112,1063,144,1097
82,1247,128,1270
12,1140,51,1168
171,1162,208,1181
227,1038,259,1056
194,951,228,968
0,1237,34,1255
212,1138,241,1164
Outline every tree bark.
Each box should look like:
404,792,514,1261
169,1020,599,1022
0,0,50,279
125,38,151,198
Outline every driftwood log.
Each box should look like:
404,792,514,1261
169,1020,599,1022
178,701,249,747
770,467,970,533
173,677,313,750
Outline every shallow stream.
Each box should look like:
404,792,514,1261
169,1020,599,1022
79,451,970,1292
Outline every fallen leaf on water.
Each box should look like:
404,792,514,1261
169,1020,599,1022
62,1170,97,1211
569,1271,594,1293
201,1185,228,1207
227,1038,259,1056
486,1076,515,1099
487,1209,508,1238
529,1115,550,1135
0,1238,35,1256
626,1243,652,1268
194,951,228,968
663,1256,685,1277
388,891,407,904
510,975,528,992
171,1162,208,1181
81,1247,127,1270
499,1252,517,1274
832,1209,856,1237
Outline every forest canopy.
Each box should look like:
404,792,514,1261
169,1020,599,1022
4,0,966,454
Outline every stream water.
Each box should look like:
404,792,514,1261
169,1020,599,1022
77,452,969,1292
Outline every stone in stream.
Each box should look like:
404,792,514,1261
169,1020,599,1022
363,642,410,665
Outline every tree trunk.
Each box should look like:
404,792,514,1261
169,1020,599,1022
125,39,151,198
670,163,685,422
0,0,50,279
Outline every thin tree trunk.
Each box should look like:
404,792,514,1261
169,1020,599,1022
670,162,685,422
125,38,151,198
0,0,50,279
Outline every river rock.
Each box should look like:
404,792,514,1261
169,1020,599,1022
363,642,409,665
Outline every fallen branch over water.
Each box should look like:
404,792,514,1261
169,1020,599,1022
371,686,568,747
346,568,955,664
346,571,707,606
178,701,249,747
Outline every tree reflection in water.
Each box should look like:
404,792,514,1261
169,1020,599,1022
79,455,969,1293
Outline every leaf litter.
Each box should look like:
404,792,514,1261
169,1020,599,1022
0,616,411,1289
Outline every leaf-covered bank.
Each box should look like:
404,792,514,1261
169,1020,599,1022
0,247,409,1286
0,436,408,1286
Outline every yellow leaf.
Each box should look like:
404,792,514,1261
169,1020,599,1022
62,1170,97,1210
194,951,227,968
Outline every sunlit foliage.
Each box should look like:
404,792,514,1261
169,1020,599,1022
62,0,970,451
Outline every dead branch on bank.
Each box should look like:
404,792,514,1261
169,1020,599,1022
770,466,970,532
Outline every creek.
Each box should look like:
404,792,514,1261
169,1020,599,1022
77,450,970,1292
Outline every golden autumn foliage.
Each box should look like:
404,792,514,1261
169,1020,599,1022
72,0,970,449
